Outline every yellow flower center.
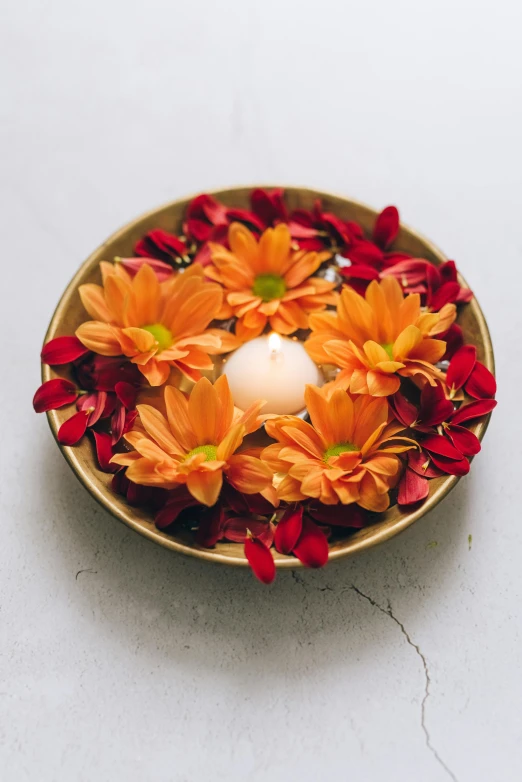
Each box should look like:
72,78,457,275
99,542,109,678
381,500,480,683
185,444,218,462
252,273,287,301
323,443,358,463
381,343,394,360
142,323,173,352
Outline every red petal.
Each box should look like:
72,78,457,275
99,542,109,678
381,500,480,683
407,450,444,478
122,409,138,435
226,207,264,232
373,206,399,249
201,195,229,226
114,381,138,410
341,264,381,281
41,336,90,365
429,453,470,476
33,378,78,413
391,392,418,427
398,467,430,505
421,434,463,460
307,503,366,528
250,188,287,226
428,281,461,311
419,382,454,426
155,488,199,529
57,410,89,445
112,470,130,496
380,258,429,286
274,507,303,554
445,425,481,456
244,536,276,584
439,260,458,283
126,481,168,509
223,517,273,544
92,430,118,472
346,240,384,266
293,517,329,568
86,390,108,427
450,399,497,425
446,345,477,392
135,229,188,263
465,361,496,399
196,505,225,548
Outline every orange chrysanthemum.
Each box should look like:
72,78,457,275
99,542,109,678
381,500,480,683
111,376,275,507
206,222,337,341
305,278,456,396
262,384,416,510
76,262,238,386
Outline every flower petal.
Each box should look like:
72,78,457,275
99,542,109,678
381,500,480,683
373,206,399,249
92,431,118,472
57,411,89,445
244,536,276,584
398,467,429,505
293,517,329,568
450,399,497,425
41,336,90,365
465,361,496,399
274,507,303,555
186,468,223,506
446,345,477,394
33,378,78,412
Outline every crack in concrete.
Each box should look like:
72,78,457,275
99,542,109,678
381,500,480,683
75,569,98,580
350,585,458,782
287,573,458,781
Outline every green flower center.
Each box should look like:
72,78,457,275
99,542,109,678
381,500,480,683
185,444,218,462
381,342,394,360
323,443,358,463
142,323,173,352
252,273,287,301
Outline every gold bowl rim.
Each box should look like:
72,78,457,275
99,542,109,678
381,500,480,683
42,186,495,568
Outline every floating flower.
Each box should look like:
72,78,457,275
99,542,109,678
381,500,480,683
262,384,415,511
76,262,238,386
111,376,275,507
206,222,336,341
305,277,456,396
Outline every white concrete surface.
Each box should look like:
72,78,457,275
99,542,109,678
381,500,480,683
1,1,520,780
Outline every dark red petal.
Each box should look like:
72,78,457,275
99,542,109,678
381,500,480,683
201,195,229,226
244,493,277,516
429,453,470,476
92,431,118,472
186,217,212,243
220,482,250,514
33,378,78,413
135,229,188,263
226,207,265,232
100,393,117,419
373,206,399,249
223,517,273,544
196,505,225,548
391,392,418,427
429,281,461,311
307,502,366,528
122,409,138,436
450,399,497,425
41,336,90,365
407,450,444,478
111,404,127,445
155,488,199,529
398,467,430,505
244,536,276,584
441,323,464,361
446,345,477,392
112,470,130,497
274,506,303,554
250,188,287,226
126,482,169,509
465,362,497,399
445,425,481,457
421,434,463,460
293,517,329,568
57,411,89,445
344,220,365,241
419,382,454,426
439,260,458,283
114,381,138,410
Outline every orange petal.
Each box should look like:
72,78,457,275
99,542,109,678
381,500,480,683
79,284,113,322
188,377,219,443
132,263,161,325
76,322,122,356
120,327,156,354
216,423,245,460
352,396,388,447
136,404,183,455
363,340,390,368
283,251,322,288
409,338,446,364
392,325,423,360
366,370,401,397
164,385,198,451
226,454,272,494
258,223,291,274
186,468,223,506
138,359,171,387
398,293,421,333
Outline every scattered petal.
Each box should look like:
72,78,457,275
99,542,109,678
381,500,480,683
33,378,78,413
41,336,90,365
293,517,329,568
57,410,89,445
274,506,303,554
244,536,276,584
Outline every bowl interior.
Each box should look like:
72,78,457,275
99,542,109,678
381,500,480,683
43,187,494,567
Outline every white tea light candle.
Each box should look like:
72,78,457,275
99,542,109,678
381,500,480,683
223,333,322,415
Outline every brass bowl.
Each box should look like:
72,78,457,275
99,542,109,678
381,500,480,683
43,187,495,568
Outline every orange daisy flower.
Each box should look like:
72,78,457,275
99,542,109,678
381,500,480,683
76,262,238,386
305,277,456,396
206,222,337,341
262,384,416,511
111,376,275,507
